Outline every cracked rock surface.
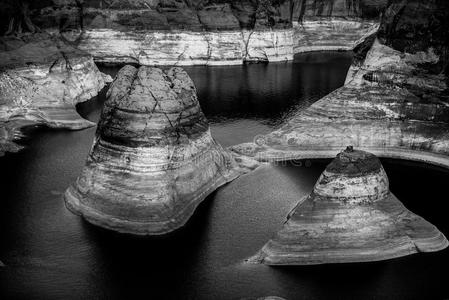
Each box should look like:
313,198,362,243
64,65,243,235
249,148,448,265
0,33,110,156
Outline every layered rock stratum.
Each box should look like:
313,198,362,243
1,1,387,65
0,33,110,156
64,65,243,235
292,0,384,53
231,0,449,169
249,148,448,265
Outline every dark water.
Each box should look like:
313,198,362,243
1,53,448,299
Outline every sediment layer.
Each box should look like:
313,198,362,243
293,19,379,53
75,28,294,65
0,33,110,156
64,65,243,235
231,0,449,168
3,1,386,66
249,148,448,265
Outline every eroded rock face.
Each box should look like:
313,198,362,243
76,28,294,65
231,0,449,169
64,65,242,235
292,0,385,53
249,148,448,265
0,33,110,156
0,1,386,65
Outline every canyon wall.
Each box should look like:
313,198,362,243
75,28,294,65
292,0,385,53
1,1,387,65
231,0,449,168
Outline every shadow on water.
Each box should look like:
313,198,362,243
1,52,448,299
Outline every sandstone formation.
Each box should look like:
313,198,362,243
0,33,110,156
292,0,385,53
0,1,387,65
249,148,448,265
76,28,294,65
231,0,449,169
64,65,243,235
293,19,378,53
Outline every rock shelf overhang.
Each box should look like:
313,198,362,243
64,65,244,235
0,33,111,156
249,148,448,265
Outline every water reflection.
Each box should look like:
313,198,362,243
2,53,447,299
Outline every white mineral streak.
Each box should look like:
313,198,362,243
77,29,294,65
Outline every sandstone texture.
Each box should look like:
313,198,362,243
249,148,448,265
64,65,242,235
0,33,110,156
293,0,385,53
0,1,387,65
231,0,449,169
76,28,294,65
293,19,378,53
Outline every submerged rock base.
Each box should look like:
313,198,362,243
64,65,243,235
249,148,448,265
0,33,110,156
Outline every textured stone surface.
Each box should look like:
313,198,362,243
75,28,294,65
249,148,448,265
0,33,110,156
0,1,387,66
291,0,385,53
231,0,449,169
64,65,243,235
293,19,379,53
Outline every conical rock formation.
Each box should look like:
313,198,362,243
64,65,242,235
249,147,448,265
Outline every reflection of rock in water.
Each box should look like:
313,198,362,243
0,33,110,156
64,65,243,235
249,147,448,265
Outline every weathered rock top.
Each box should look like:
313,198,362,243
99,65,208,147
326,146,382,176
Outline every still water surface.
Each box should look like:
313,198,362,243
1,53,448,299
